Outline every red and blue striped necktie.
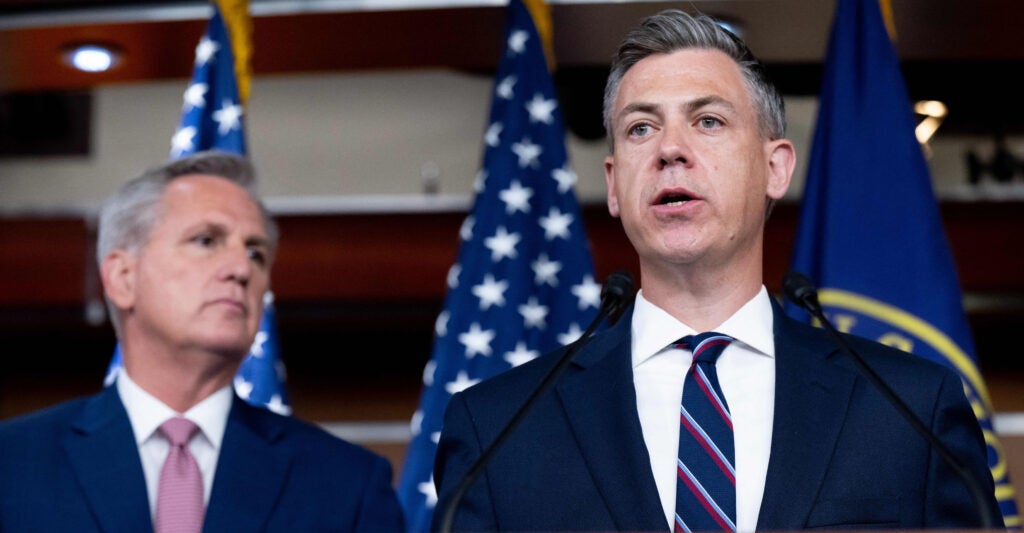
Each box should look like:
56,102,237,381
673,332,736,533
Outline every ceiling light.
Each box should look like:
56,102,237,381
913,100,948,159
915,100,947,118
914,99,947,146
64,44,121,73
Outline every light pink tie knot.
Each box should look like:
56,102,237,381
155,417,204,533
159,417,200,447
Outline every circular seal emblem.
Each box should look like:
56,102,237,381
818,288,1013,506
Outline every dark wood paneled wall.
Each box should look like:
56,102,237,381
1,200,1022,420
4,201,1023,305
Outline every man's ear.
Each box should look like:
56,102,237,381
100,250,136,311
766,139,796,200
604,155,620,217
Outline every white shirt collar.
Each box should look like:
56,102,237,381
116,370,233,450
631,285,776,368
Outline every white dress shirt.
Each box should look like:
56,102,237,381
116,372,232,522
632,287,776,532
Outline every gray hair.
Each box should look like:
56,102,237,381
96,150,278,332
602,9,786,151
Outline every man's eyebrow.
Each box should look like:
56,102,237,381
246,235,270,248
617,96,736,123
183,220,227,236
618,101,661,119
684,95,736,114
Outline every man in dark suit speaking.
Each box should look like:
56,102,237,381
432,9,1001,532
0,151,405,532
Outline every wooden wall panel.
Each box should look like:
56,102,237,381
943,202,1024,291
0,216,89,306
273,212,465,301
1,201,1022,308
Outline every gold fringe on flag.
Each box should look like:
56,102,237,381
878,0,897,41
213,0,252,103
523,0,556,71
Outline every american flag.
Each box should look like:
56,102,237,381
396,0,599,530
105,0,291,416
169,1,246,158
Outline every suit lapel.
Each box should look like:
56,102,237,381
203,396,292,532
556,307,668,532
63,386,154,533
756,302,857,530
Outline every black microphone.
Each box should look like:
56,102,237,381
600,269,636,322
437,270,635,533
782,271,996,529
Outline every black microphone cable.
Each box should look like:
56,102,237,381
783,271,996,530
437,270,635,533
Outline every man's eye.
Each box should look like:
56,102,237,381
698,116,722,129
248,248,267,266
192,234,215,247
627,123,651,137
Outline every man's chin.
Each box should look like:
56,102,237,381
201,336,256,361
196,320,255,347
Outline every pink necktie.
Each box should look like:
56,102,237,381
155,417,204,533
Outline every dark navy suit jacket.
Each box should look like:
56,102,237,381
0,385,405,532
433,301,1001,531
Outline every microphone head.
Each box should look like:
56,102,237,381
600,270,635,313
782,271,821,312
598,268,630,300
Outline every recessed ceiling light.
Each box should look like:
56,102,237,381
914,100,948,119
914,100,948,145
64,44,121,73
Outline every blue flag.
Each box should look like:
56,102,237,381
396,1,599,529
105,1,291,416
785,0,1018,526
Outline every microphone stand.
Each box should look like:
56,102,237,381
783,271,996,530
437,271,634,533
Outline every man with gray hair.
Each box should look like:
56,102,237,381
0,151,405,532
433,9,999,532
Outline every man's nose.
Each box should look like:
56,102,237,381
657,123,692,169
220,243,253,287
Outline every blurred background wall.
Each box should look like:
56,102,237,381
1,0,1022,513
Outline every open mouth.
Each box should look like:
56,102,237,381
657,192,694,207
